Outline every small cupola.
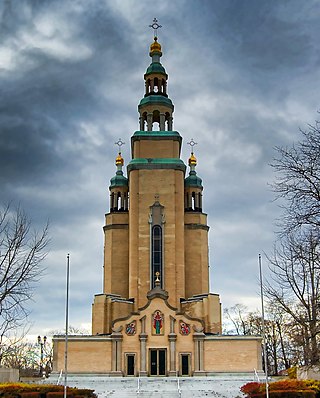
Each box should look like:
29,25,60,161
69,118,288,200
185,139,203,212
109,139,129,212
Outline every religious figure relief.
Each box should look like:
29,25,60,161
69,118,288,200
152,310,164,335
179,320,191,335
125,320,136,335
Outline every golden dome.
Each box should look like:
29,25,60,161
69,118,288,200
188,153,197,166
115,152,124,166
150,37,162,54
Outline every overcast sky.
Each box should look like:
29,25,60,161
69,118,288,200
1,0,320,338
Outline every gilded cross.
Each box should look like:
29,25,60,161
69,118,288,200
149,18,162,38
187,138,198,153
115,138,125,152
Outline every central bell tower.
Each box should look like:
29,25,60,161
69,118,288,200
92,30,221,336
128,34,186,310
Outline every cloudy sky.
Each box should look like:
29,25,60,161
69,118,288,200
1,0,320,338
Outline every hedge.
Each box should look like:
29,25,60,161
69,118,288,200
241,379,320,398
250,391,315,398
0,384,96,398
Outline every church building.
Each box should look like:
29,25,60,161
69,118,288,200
53,28,262,377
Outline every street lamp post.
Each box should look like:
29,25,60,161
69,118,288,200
37,335,47,377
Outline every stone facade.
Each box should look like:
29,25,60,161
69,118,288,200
52,35,262,377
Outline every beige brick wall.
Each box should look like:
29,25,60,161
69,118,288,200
204,337,262,372
53,338,112,373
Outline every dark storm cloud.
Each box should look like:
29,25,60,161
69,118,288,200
0,0,140,194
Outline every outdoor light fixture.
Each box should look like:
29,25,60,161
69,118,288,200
37,335,47,377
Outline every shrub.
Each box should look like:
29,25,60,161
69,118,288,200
240,379,320,397
0,384,96,398
241,382,262,395
250,391,315,398
287,366,297,379
46,393,64,398
20,393,42,398
268,379,308,391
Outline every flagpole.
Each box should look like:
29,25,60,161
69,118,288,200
259,254,269,398
64,254,70,398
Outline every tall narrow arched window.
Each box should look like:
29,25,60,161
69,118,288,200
149,198,165,289
152,225,162,288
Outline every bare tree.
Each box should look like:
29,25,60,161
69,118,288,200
0,204,49,340
223,304,251,335
0,336,52,376
50,325,90,336
271,121,320,234
265,229,320,365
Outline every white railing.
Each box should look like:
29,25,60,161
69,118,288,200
176,371,181,398
254,368,260,382
57,369,63,385
137,373,141,395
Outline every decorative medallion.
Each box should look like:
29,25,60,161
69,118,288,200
179,320,191,335
152,310,164,335
125,320,136,335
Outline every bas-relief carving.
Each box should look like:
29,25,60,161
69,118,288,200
125,320,136,335
179,320,191,335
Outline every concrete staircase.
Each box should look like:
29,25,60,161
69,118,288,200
46,373,262,398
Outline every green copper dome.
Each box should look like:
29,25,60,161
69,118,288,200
185,171,203,188
138,95,173,109
110,171,128,188
145,62,167,76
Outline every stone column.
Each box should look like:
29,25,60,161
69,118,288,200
139,316,148,376
159,113,165,131
111,332,123,376
147,113,153,131
168,116,173,131
193,332,206,375
195,192,199,210
120,192,125,210
139,115,144,131
188,192,192,210
110,192,114,211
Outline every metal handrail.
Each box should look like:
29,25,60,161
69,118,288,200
137,373,141,395
254,368,260,382
57,369,63,385
176,371,181,398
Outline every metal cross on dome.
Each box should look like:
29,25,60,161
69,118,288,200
149,18,162,38
187,138,198,153
115,138,125,152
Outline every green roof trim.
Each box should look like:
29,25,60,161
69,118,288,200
128,158,186,173
138,95,173,109
185,171,203,188
145,62,167,76
132,130,181,137
109,171,128,188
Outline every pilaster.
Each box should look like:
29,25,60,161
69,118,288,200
193,332,206,376
139,316,148,376
110,331,123,376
